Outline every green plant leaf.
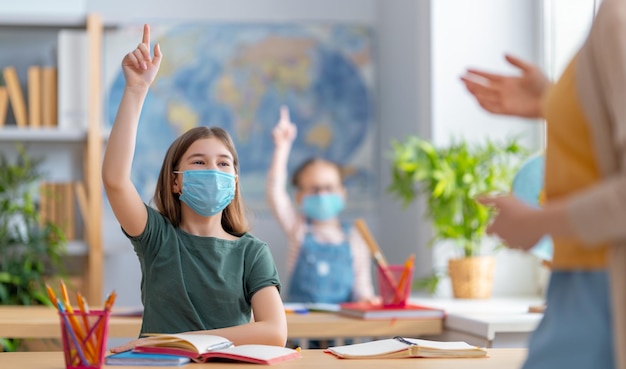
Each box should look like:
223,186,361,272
0,145,67,350
387,135,529,261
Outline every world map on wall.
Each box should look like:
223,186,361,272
105,23,376,211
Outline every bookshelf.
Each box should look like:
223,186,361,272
0,14,104,305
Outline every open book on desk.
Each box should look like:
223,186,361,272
325,336,487,359
133,333,301,365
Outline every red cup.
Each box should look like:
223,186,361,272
377,264,414,308
59,309,110,369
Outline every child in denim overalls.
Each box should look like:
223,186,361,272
266,106,376,305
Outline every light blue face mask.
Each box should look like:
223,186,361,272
174,169,236,217
300,193,345,221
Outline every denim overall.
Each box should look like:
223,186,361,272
287,223,354,303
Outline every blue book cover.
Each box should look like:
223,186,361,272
105,351,191,366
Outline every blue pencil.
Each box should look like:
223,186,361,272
58,301,90,366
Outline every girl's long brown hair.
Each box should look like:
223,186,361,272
153,126,249,234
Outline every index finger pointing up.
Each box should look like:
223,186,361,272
279,105,290,126
142,24,150,45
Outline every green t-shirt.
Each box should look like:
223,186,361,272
125,205,281,335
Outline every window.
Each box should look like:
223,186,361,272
542,0,599,79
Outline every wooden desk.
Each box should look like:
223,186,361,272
0,349,527,368
0,306,442,340
0,306,140,339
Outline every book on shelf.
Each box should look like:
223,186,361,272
27,66,42,128
105,351,191,366
325,336,488,359
0,86,8,127
3,66,28,127
41,67,58,127
338,302,445,320
39,182,76,240
58,29,88,130
133,333,301,365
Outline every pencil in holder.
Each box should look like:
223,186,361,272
377,264,414,308
58,309,110,369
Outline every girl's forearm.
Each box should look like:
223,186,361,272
102,87,149,186
190,320,287,347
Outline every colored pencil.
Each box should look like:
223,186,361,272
393,254,415,304
45,284,59,308
354,218,398,290
58,301,89,366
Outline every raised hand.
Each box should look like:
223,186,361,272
460,54,551,119
121,24,162,89
272,105,297,149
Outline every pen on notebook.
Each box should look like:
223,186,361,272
58,301,90,366
393,336,417,346
207,341,234,351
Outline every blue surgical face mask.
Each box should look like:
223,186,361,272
174,169,236,217
300,193,345,221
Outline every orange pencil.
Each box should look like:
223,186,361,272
76,292,90,329
93,290,117,361
45,284,59,309
393,254,415,304
60,280,71,306
77,292,100,362
104,290,117,312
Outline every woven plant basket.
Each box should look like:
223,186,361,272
448,256,496,299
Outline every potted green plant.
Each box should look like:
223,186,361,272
387,136,527,298
0,145,66,351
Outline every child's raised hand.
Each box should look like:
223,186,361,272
121,24,162,90
272,105,297,148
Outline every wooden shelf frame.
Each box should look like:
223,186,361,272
84,13,104,306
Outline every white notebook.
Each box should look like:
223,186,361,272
325,337,487,359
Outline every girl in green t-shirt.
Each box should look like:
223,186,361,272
103,24,287,353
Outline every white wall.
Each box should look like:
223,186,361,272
431,0,544,296
376,0,434,285
87,0,376,24
85,0,545,305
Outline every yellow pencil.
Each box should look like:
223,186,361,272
393,254,415,304
93,290,117,361
104,290,117,312
77,292,100,363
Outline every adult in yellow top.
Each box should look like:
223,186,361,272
102,24,287,353
461,1,626,368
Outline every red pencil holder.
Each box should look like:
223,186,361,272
59,309,110,369
377,264,414,308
